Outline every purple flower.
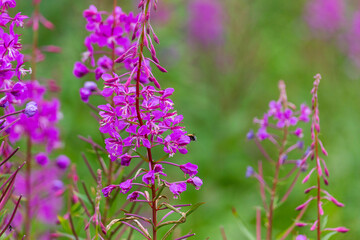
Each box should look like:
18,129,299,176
154,164,166,176
180,162,198,177
84,81,97,91
10,82,26,97
297,140,304,149
24,101,38,117
246,129,254,140
52,180,64,191
294,128,303,138
299,104,311,122
169,182,187,199
162,130,190,156
324,227,349,233
56,155,70,169
127,191,140,201
245,166,254,178
105,137,123,161
142,170,155,185
102,185,118,197
119,179,133,194
187,176,203,190
80,88,91,102
296,235,308,240
119,153,138,166
35,153,49,166
188,0,224,46
257,127,269,140
73,62,89,78
304,0,343,35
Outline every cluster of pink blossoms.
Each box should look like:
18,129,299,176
0,1,36,123
249,97,311,142
1,0,61,152
74,2,202,203
1,0,67,237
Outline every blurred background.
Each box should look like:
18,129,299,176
14,0,360,238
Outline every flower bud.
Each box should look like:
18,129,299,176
24,101,38,117
56,155,70,169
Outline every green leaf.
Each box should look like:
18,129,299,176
70,202,82,214
322,231,338,240
57,215,72,234
161,202,205,240
74,191,91,206
232,208,256,240
321,215,328,229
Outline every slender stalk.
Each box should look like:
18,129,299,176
0,110,24,120
256,208,261,240
267,126,288,240
103,0,118,225
0,195,22,236
266,83,288,240
220,226,227,240
314,116,321,240
278,205,309,240
24,2,39,237
133,1,158,238
24,137,32,239
280,170,301,203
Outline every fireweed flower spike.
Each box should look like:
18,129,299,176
0,0,66,238
0,1,35,237
73,0,202,239
246,80,312,240
296,74,348,239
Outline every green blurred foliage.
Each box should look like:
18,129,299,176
13,0,360,239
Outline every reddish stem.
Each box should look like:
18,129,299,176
24,136,32,239
256,208,261,240
134,1,157,239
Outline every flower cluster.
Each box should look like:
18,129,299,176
1,0,66,238
246,80,312,240
188,0,224,46
304,0,344,35
5,81,62,152
1,0,61,152
249,82,311,142
0,1,34,122
303,0,360,69
73,4,139,84
295,74,348,238
75,3,202,200
74,0,202,238
13,155,69,226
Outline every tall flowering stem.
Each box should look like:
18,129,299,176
313,75,322,240
295,74,349,239
0,0,37,237
0,0,66,238
74,0,203,239
246,81,311,239
133,0,158,238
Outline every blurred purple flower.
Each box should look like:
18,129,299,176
56,155,70,169
304,0,344,35
35,152,49,166
188,0,224,46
